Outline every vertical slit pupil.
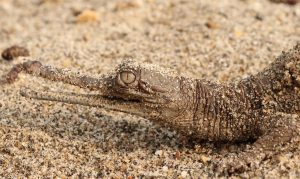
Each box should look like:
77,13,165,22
121,71,136,84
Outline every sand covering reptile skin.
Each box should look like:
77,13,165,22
2,44,300,145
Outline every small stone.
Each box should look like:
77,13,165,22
205,20,220,29
61,58,72,68
181,171,188,178
175,151,181,160
255,14,264,21
40,0,63,4
296,76,300,84
276,155,289,164
199,155,211,164
234,30,244,38
162,165,168,172
114,0,143,11
1,45,30,61
76,10,99,23
270,0,299,5
155,150,163,156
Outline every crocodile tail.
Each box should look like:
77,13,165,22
257,43,300,114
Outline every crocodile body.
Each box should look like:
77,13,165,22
2,44,300,148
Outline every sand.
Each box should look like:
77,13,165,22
0,0,300,178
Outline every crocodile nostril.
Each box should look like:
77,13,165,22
120,71,136,84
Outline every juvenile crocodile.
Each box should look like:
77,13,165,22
2,44,300,149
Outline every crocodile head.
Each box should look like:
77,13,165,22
21,60,191,123
97,60,188,121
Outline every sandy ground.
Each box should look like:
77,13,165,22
0,0,300,178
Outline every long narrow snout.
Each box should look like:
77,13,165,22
3,60,113,93
20,89,157,118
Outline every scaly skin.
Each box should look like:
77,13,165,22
1,44,300,149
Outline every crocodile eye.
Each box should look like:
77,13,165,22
120,71,136,84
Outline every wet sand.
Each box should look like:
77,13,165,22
0,0,300,178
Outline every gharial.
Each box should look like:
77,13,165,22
1,44,300,150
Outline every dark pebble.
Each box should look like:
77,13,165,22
1,45,30,61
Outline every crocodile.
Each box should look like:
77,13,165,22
2,43,300,149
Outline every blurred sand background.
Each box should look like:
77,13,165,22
0,0,300,178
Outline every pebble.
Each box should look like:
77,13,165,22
181,171,188,178
114,0,143,11
175,151,181,160
1,45,30,61
205,20,220,29
162,165,168,172
61,58,72,68
199,155,211,164
76,10,99,23
234,30,244,38
155,150,163,156
270,0,299,5
40,0,63,4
